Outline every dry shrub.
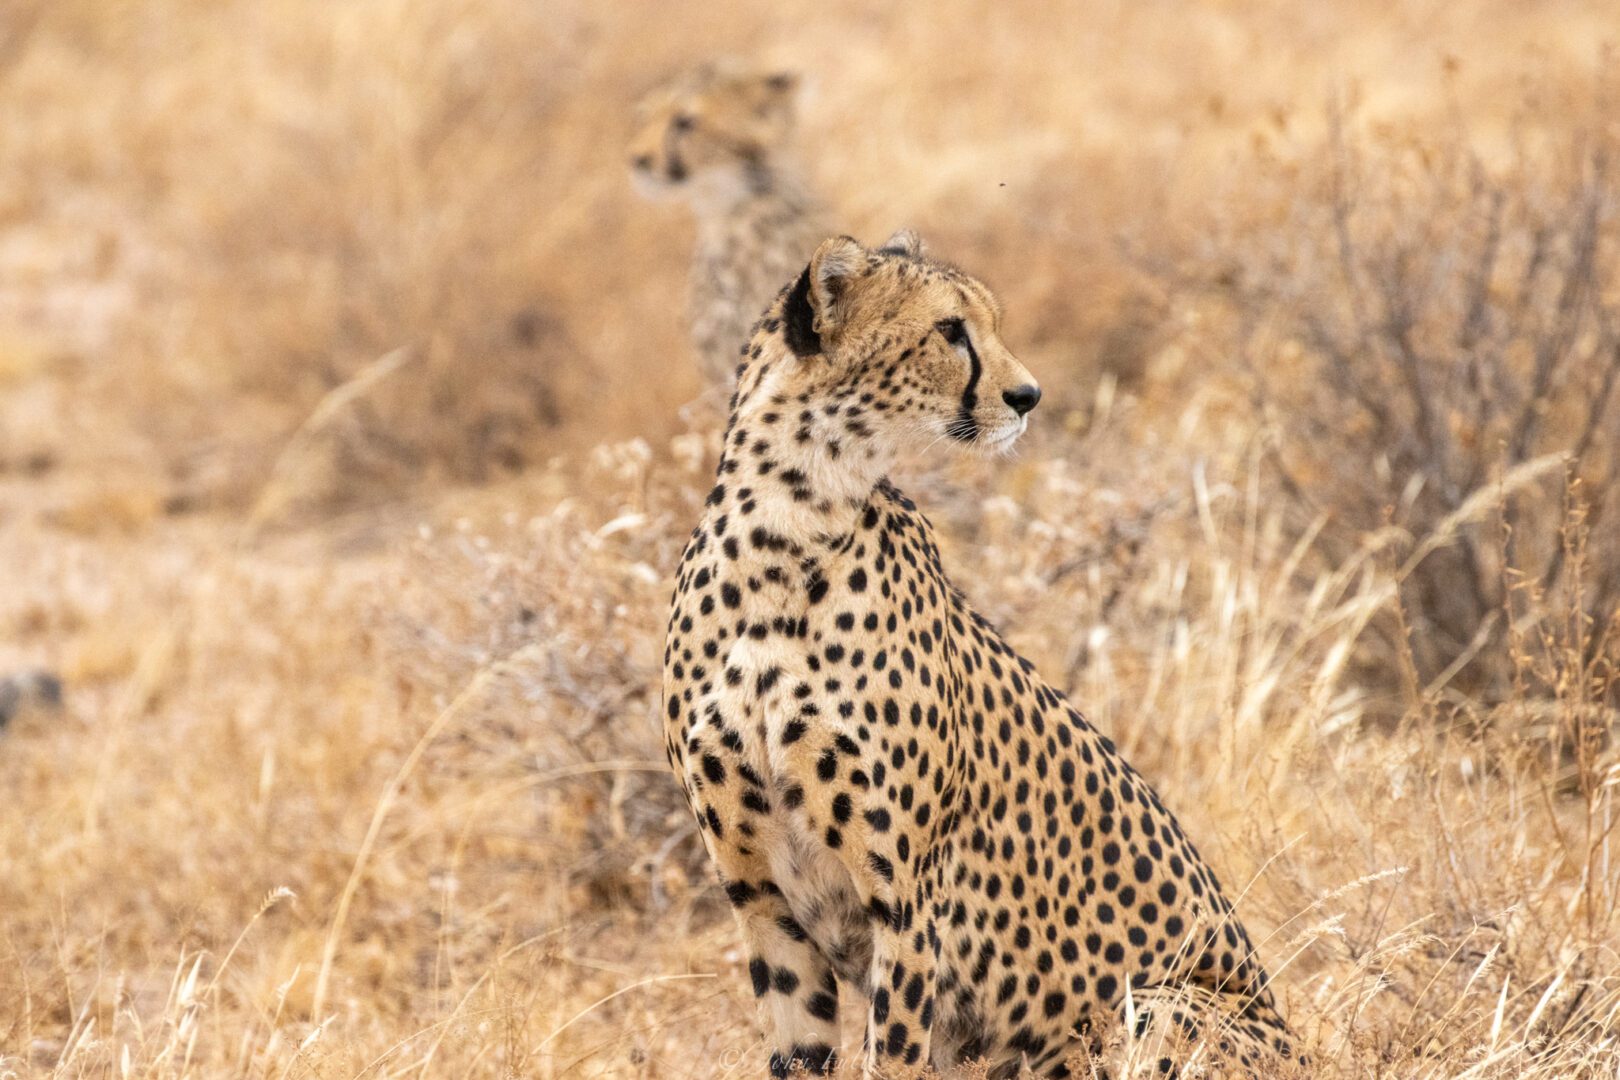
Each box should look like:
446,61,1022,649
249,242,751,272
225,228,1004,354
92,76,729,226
386,436,717,913
1174,106,1620,705
1297,488,1620,1077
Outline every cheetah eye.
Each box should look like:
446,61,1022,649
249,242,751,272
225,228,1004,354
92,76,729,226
936,318,968,348
671,113,696,132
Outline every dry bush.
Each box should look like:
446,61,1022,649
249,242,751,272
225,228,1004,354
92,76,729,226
386,436,717,912
1172,108,1620,706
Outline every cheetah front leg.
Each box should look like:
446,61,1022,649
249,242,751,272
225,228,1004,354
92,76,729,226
860,879,938,1079
731,882,844,1077
679,714,843,1076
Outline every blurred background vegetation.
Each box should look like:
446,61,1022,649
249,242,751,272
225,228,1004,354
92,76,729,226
0,2,1616,1077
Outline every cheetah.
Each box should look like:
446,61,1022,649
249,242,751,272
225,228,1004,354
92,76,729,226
662,232,1304,1077
630,62,829,388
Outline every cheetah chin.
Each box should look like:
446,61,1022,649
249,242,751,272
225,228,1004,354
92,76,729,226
663,232,1305,1078
971,417,1028,456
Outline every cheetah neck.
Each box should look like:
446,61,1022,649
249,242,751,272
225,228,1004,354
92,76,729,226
690,162,812,242
708,340,895,559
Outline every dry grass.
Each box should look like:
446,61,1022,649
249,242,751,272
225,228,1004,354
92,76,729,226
2,2,1619,1077
1162,107,1620,706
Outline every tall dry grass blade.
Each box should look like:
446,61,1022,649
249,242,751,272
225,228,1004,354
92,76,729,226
247,345,416,529
308,641,544,1020
1490,973,1510,1050
1397,454,1567,583
536,973,716,1052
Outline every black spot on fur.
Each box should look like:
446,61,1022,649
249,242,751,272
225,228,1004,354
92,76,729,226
769,1044,838,1077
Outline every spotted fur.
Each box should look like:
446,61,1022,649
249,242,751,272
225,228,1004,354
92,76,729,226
662,234,1303,1078
630,62,829,387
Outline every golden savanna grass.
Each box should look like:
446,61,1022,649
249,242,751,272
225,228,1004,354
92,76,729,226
2,1,1618,1077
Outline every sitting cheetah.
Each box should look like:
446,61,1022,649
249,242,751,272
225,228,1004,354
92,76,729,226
662,232,1303,1077
630,62,829,387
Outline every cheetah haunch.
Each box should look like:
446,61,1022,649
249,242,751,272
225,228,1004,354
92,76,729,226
662,233,1303,1078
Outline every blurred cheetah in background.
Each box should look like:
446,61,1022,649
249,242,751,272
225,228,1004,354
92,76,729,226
662,232,1304,1077
630,62,829,388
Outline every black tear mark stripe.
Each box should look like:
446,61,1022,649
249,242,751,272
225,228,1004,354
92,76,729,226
953,323,983,442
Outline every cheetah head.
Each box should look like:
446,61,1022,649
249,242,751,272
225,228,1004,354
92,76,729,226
759,231,1040,462
628,62,800,201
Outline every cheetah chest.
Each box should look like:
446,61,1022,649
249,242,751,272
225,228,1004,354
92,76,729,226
711,635,874,985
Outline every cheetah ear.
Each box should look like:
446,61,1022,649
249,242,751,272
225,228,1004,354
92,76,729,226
808,235,865,339
878,229,925,258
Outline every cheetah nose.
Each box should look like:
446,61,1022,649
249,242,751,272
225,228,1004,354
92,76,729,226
1003,384,1042,416
631,153,655,172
